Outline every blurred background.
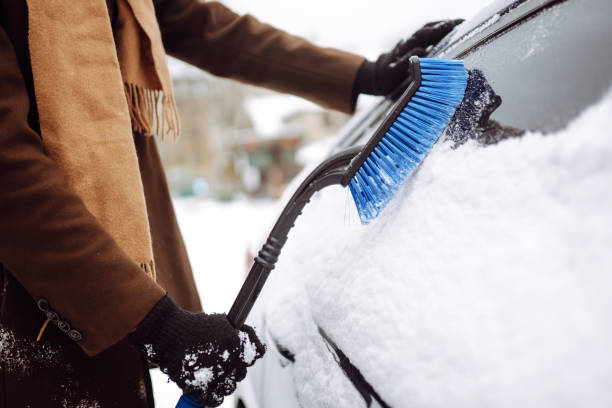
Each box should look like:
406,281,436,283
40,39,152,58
159,0,486,201
162,62,349,200
153,0,490,405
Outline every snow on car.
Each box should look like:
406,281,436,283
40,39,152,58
235,0,612,407
264,89,612,407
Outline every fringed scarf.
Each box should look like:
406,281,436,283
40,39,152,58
26,0,181,279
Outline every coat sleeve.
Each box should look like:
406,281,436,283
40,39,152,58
0,27,166,357
153,0,365,113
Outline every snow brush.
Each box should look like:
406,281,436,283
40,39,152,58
176,56,467,408
347,57,468,223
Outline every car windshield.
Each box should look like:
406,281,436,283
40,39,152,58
443,0,612,133
338,0,612,152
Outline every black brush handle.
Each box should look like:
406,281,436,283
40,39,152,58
342,56,422,185
227,146,363,328
227,262,272,328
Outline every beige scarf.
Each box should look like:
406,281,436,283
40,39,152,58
26,0,181,279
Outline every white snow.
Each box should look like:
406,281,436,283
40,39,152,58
0,328,26,373
186,367,214,389
144,343,155,359
61,399,101,408
239,331,258,365
261,88,612,407
184,353,198,367
0,326,64,373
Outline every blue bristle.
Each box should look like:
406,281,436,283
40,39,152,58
372,148,400,184
349,58,468,224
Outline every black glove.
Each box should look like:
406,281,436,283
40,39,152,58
354,19,464,96
129,295,265,407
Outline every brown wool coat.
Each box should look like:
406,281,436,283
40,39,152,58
0,0,364,406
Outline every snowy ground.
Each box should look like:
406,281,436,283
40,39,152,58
151,199,277,407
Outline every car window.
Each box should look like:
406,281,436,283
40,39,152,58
447,0,612,133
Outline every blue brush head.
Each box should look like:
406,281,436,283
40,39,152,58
348,57,468,224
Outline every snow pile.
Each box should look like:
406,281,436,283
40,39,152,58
266,290,367,407
264,88,612,407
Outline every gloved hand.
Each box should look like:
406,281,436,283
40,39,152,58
354,19,464,96
129,295,265,407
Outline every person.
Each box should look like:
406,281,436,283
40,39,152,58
0,0,461,406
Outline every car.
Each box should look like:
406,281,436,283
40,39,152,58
234,0,612,406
